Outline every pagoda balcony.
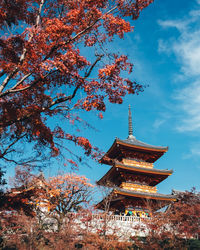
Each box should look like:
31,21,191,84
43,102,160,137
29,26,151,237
121,159,153,169
120,182,157,193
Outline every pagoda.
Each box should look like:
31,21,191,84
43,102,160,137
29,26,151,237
96,106,176,217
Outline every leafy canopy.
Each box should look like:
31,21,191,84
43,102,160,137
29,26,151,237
0,0,153,168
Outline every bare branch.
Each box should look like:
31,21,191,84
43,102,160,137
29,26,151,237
0,134,26,158
1,156,19,165
35,0,45,27
0,67,18,93
11,73,32,90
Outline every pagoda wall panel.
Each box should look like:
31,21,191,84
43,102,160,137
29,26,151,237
120,182,157,193
122,159,153,169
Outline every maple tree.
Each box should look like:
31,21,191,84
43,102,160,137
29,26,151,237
0,0,154,170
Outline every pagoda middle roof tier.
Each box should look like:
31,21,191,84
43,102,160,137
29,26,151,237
97,163,173,187
100,138,168,165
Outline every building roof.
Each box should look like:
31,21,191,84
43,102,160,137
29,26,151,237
100,106,168,164
116,162,173,175
100,138,168,164
114,187,176,201
118,137,168,151
95,187,177,211
97,163,173,187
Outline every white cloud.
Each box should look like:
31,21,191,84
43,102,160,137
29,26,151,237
158,39,171,54
175,81,200,132
182,142,200,160
153,118,165,129
159,11,200,77
173,30,200,76
158,19,187,32
153,113,171,130
158,6,200,132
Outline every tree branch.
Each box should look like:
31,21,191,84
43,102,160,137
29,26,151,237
44,6,117,60
0,134,26,158
0,53,101,130
0,0,45,93
0,70,58,98
0,5,115,95
47,55,103,109
0,70,5,78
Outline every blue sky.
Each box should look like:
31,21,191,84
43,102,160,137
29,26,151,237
5,0,200,198
74,0,200,196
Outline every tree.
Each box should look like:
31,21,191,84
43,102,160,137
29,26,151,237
36,173,94,230
0,166,43,216
1,167,94,231
0,210,133,250
133,189,200,249
0,0,154,170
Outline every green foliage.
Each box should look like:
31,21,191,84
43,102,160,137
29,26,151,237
188,239,200,250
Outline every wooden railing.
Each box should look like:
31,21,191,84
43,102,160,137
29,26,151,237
68,213,150,222
91,214,143,222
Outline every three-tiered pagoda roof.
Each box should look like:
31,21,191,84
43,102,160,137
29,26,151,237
96,105,176,215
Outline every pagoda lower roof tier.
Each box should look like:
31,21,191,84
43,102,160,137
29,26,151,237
97,163,173,187
96,188,176,211
114,187,175,200
100,138,168,165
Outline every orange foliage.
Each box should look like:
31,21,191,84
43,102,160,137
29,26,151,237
0,0,153,167
133,190,200,249
36,173,94,229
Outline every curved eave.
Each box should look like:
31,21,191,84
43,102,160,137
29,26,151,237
117,139,168,152
96,166,115,185
99,139,118,164
100,139,168,165
96,164,173,187
95,189,176,210
114,188,177,201
115,163,173,175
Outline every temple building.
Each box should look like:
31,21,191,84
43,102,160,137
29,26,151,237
96,106,176,217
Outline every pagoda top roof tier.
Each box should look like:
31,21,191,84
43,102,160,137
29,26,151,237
100,137,168,164
97,163,173,187
119,137,168,151
100,105,168,163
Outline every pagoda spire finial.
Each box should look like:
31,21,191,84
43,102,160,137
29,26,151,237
128,105,135,140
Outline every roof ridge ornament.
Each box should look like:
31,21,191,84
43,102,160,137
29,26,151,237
128,105,135,140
